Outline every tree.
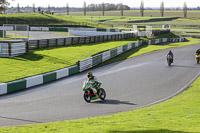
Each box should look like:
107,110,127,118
140,0,144,17
183,2,187,18
102,2,105,16
0,0,13,14
83,1,87,16
17,3,20,13
160,1,164,17
120,3,124,16
33,3,35,13
66,3,69,15
48,4,51,14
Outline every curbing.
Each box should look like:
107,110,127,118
25,75,43,88
0,37,185,96
0,83,7,95
0,65,79,95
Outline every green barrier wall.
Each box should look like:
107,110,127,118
7,79,26,93
69,65,79,75
43,72,57,83
49,27,68,32
97,28,107,32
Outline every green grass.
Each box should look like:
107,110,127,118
59,10,200,18
50,32,74,36
0,38,138,83
175,33,200,38
0,38,200,133
0,34,27,40
0,13,107,28
171,28,200,32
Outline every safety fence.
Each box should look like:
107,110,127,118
28,33,136,50
0,37,185,95
0,41,27,57
0,26,121,32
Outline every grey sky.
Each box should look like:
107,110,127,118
8,0,200,8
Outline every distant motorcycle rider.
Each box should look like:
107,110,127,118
167,50,174,63
87,72,99,95
196,49,200,55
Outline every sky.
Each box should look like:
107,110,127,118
7,0,200,8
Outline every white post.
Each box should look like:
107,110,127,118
3,25,4,40
15,25,16,40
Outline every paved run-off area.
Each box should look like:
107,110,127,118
0,43,199,127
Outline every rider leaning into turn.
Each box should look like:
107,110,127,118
87,72,99,95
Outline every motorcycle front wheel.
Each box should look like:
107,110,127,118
99,88,106,100
84,92,91,102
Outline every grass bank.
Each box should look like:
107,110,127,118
0,13,106,28
0,38,138,83
0,38,199,133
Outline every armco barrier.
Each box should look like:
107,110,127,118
78,40,143,72
0,65,79,95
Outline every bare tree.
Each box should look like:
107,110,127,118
160,1,164,17
102,2,105,16
66,3,69,15
33,3,35,13
17,3,20,13
140,0,144,17
183,2,187,18
48,4,51,14
120,3,124,16
83,1,87,16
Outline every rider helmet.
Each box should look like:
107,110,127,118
87,72,93,79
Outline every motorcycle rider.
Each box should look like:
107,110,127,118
87,72,99,95
167,50,174,63
196,49,200,55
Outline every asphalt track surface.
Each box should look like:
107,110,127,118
0,43,200,127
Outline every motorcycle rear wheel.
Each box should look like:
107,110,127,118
197,58,199,64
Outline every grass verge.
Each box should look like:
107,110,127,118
0,38,199,132
0,38,138,83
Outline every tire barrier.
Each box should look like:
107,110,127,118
78,40,143,72
0,41,27,57
148,38,185,45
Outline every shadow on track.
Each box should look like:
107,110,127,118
171,65,197,68
92,99,137,105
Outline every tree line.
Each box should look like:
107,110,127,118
0,0,189,18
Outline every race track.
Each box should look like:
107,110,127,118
0,43,200,127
